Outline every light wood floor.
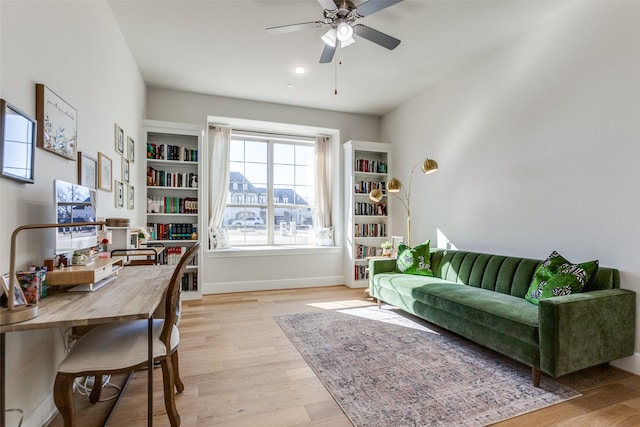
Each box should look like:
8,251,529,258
50,285,640,426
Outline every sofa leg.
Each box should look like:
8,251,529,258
377,299,382,309
532,367,541,387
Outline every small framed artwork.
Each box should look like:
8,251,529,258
127,184,134,209
98,152,112,191
1,273,27,306
77,151,97,189
0,99,36,184
122,157,130,183
127,136,135,163
114,123,124,155
391,236,404,255
35,83,77,160
115,180,124,208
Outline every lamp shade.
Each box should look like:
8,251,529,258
387,177,402,193
422,158,438,174
369,188,383,203
322,28,337,47
336,22,354,42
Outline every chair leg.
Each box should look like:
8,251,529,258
89,375,103,403
171,350,185,393
160,358,181,427
54,373,77,427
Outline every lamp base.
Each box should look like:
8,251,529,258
0,305,38,326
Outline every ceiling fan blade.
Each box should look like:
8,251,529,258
353,24,401,50
317,0,338,12
319,43,337,63
266,21,324,34
355,0,404,17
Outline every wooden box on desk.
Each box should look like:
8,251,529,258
46,257,124,286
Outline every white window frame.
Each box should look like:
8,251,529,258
226,131,316,246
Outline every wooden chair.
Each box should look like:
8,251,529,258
53,243,200,427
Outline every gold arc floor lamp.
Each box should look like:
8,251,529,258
369,158,438,247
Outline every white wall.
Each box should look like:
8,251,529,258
0,1,145,425
381,1,640,373
147,87,381,293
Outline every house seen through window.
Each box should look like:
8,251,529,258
224,132,316,246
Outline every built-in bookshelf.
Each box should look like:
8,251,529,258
144,120,204,300
344,140,392,287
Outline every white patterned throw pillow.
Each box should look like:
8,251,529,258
315,227,334,246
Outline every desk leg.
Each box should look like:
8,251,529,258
1,333,5,427
148,317,153,427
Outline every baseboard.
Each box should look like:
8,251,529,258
21,391,57,427
203,276,345,294
611,352,640,376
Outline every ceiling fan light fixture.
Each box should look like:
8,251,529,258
336,22,354,42
321,28,337,47
341,36,356,48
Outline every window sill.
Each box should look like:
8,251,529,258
205,245,341,258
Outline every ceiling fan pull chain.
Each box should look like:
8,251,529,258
334,59,342,95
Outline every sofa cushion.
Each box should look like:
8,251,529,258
525,251,598,305
373,272,539,345
396,241,433,276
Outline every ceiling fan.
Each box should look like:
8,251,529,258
266,0,404,64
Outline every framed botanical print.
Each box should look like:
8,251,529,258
115,180,124,208
127,184,134,209
35,84,77,160
122,157,130,183
127,136,135,162
77,152,97,189
115,123,124,155
98,152,112,192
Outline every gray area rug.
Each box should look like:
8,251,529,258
275,306,580,427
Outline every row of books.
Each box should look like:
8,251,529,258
354,265,368,281
181,271,198,292
147,143,199,162
354,181,386,194
147,196,198,214
355,244,383,260
157,246,199,266
147,223,198,241
354,223,387,238
355,159,387,174
147,166,198,188
354,202,387,216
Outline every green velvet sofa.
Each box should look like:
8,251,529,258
369,248,636,386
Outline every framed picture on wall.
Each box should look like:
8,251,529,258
77,152,97,189
98,152,112,191
127,184,134,209
114,123,125,155
0,99,36,184
115,180,124,208
35,84,77,160
128,136,135,163
122,157,130,183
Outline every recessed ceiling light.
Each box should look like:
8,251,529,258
287,84,294,88
292,65,308,74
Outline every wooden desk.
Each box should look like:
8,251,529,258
0,264,177,427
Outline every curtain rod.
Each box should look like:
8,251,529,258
209,124,329,142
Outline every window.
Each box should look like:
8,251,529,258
224,132,316,246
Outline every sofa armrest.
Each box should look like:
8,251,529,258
539,289,635,377
368,258,397,289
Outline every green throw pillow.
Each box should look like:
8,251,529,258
396,241,434,276
525,251,598,305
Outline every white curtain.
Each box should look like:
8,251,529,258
208,126,231,231
314,135,332,228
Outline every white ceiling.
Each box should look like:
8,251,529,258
108,0,571,116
